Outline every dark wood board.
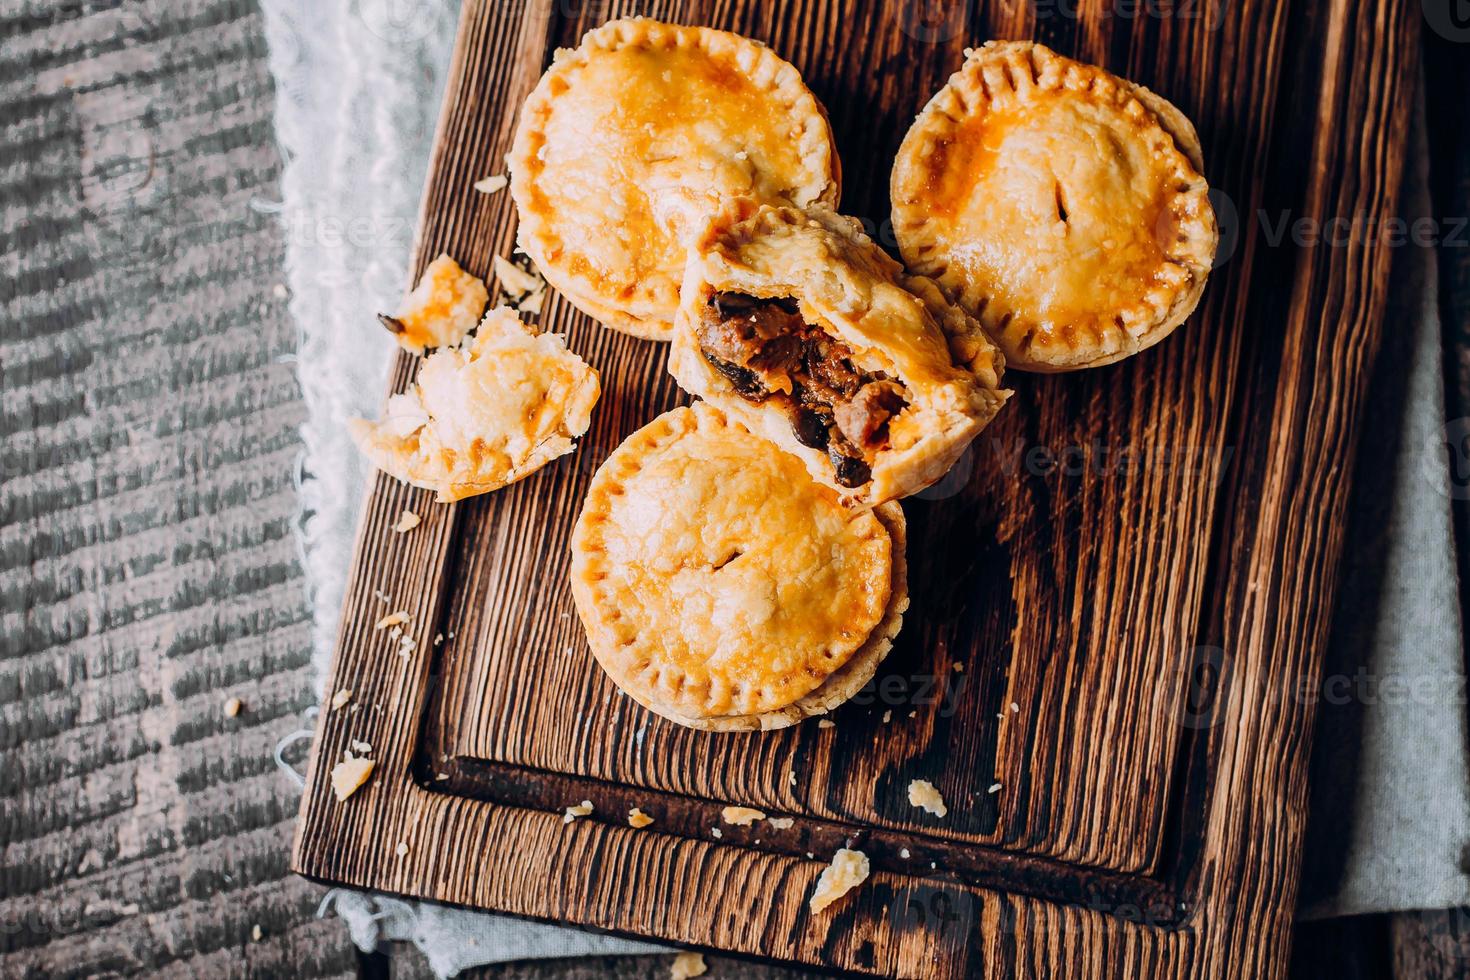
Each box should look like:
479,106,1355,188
292,0,1419,976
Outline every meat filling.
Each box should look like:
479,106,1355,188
696,293,910,488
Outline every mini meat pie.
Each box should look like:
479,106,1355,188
351,306,599,502
509,17,839,341
570,403,908,732
668,203,1009,506
379,253,489,355
891,41,1217,372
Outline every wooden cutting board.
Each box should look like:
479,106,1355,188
291,1,1418,976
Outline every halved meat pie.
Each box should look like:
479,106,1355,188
670,203,1010,505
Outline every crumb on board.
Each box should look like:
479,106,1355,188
375,611,409,630
331,753,374,802
882,710,892,723
767,817,794,830
473,174,508,194
788,770,796,787
809,848,870,914
628,808,654,829
988,782,1002,794
670,951,707,980
563,800,593,823
899,847,911,859
711,827,723,839
817,719,835,729
393,510,421,533
1010,702,1019,713
223,697,243,717
493,254,543,298
395,841,409,857
435,772,450,781
350,739,372,755
434,633,444,646
907,779,948,817
330,689,353,711
953,662,964,672
721,806,766,826
251,924,262,942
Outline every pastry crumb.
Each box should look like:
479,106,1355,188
988,782,1002,794
473,174,508,194
493,254,544,299
899,847,911,858
952,662,964,672
721,806,766,826
881,710,892,723
817,719,835,729
767,817,794,830
670,951,707,979
788,770,796,787
434,633,444,645
350,739,373,755
375,611,409,630
711,827,723,839
330,689,353,711
223,697,243,717
435,772,450,781
393,510,421,533
563,800,594,823
908,779,948,817
330,753,374,802
1010,702,1019,713
809,848,869,914
628,807,654,829
394,842,409,857
251,924,262,942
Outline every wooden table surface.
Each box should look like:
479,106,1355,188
2,2,1467,978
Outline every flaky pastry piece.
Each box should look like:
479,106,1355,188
350,306,599,502
509,17,839,341
669,203,1009,506
891,41,1217,371
378,253,489,354
570,403,908,732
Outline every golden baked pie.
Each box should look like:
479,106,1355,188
668,202,1009,506
509,17,839,341
891,41,1217,371
351,306,599,501
379,253,489,354
570,403,908,731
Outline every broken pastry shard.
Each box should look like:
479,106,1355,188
382,253,490,355
809,848,870,913
331,753,374,802
670,203,1010,506
350,306,600,502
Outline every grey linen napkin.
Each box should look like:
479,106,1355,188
1296,94,1470,919
259,2,1468,972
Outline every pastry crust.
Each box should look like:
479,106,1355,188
669,202,1010,506
891,41,1217,372
509,17,839,341
384,254,489,354
570,403,908,731
351,306,600,501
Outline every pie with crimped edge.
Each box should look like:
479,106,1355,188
509,17,839,342
570,403,908,732
668,201,1010,506
891,41,1218,372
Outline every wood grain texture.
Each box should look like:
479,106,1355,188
293,0,1420,976
0,1,354,977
